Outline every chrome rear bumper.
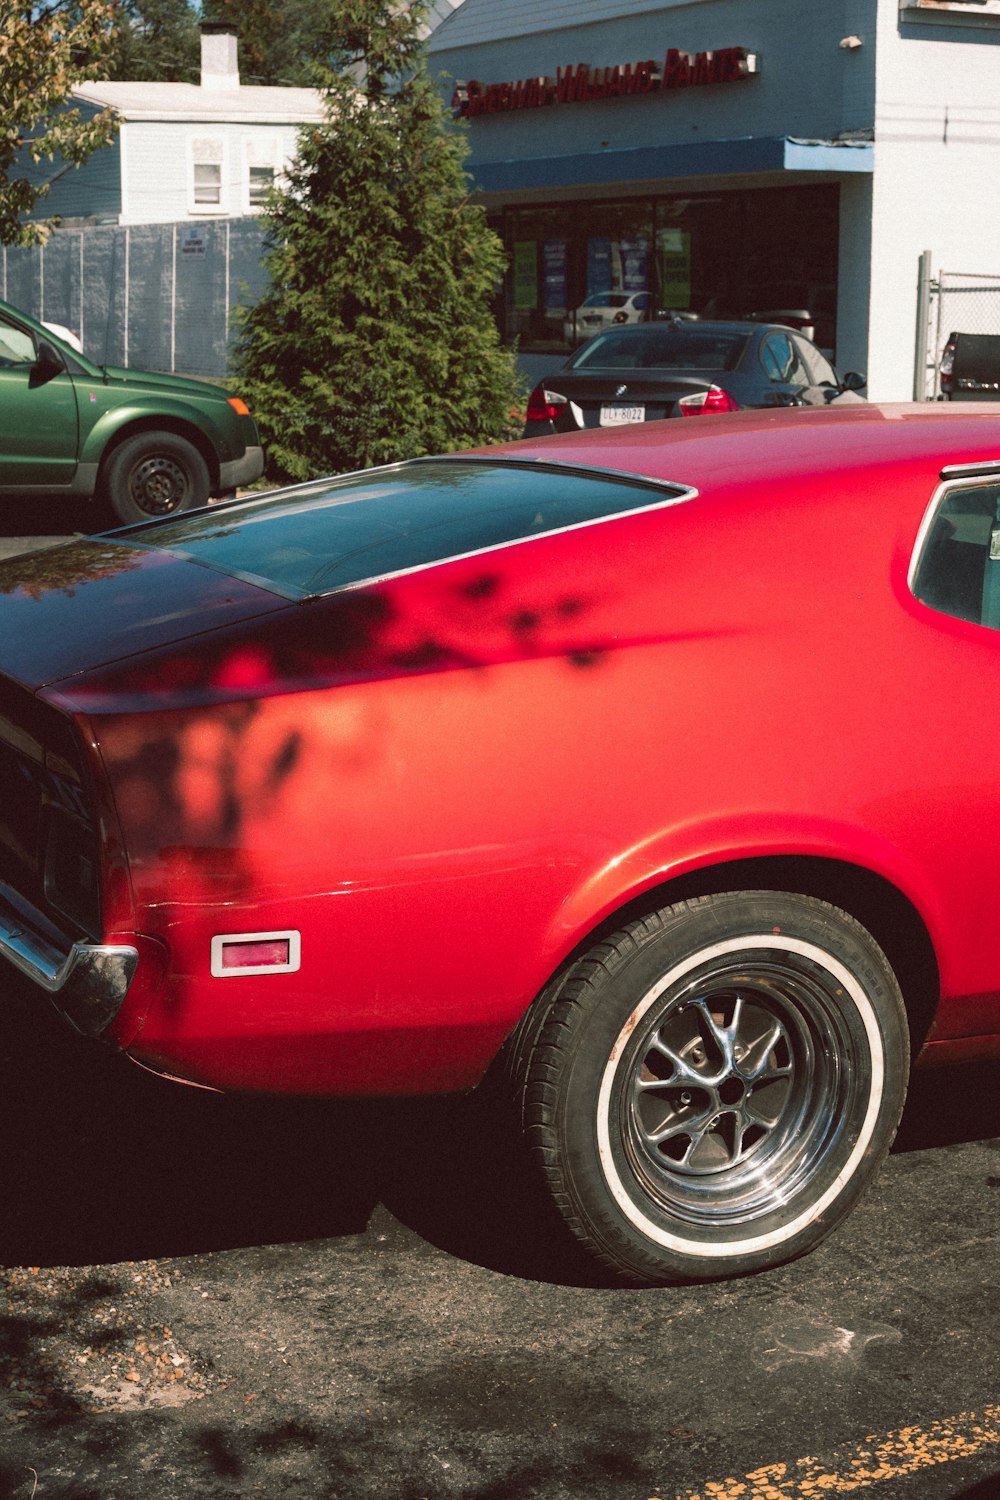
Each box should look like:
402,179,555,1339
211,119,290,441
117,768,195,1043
0,886,137,1037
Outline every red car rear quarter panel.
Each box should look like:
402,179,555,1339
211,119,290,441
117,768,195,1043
72,452,1000,1093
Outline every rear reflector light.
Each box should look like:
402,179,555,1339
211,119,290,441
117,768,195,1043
526,386,568,422
678,386,741,416
940,341,955,391
227,397,252,416
211,930,301,977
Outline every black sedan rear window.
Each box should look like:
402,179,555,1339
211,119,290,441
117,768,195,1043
120,458,690,600
570,326,748,371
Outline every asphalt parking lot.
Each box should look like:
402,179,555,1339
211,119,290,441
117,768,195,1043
0,503,997,1500
0,979,997,1500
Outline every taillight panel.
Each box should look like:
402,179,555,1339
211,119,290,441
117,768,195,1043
526,386,569,423
0,677,108,942
677,386,741,417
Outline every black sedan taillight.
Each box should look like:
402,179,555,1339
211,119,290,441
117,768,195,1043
677,386,741,416
526,386,568,422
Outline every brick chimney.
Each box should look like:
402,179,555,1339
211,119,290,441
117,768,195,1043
200,23,240,91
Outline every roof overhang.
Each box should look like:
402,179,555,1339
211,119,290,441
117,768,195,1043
70,84,325,126
467,135,873,196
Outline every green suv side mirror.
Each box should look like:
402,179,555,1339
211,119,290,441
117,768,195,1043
30,339,66,389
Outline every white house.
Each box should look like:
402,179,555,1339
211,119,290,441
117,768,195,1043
33,24,325,228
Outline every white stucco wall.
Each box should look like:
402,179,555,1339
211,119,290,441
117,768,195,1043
868,3,1000,398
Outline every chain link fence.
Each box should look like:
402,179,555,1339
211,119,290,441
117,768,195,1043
1,218,270,379
915,257,1000,400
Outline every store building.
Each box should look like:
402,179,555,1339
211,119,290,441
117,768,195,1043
428,0,1000,400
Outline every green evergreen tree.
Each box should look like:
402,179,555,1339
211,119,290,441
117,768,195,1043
231,0,522,481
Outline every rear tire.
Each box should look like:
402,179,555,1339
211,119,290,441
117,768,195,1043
103,432,210,525
516,891,909,1284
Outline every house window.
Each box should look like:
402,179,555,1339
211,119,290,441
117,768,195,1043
191,138,225,214
245,138,281,212
193,163,222,206
248,165,275,206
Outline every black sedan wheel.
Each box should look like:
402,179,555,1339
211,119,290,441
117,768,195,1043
103,432,210,525
517,892,909,1283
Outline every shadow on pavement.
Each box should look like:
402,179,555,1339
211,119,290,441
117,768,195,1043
1,975,997,1280
0,493,104,540
893,1056,1000,1153
0,980,596,1283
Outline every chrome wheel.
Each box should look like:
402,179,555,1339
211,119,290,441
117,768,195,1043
613,950,863,1235
517,893,910,1283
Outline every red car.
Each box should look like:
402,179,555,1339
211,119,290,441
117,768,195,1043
1,403,999,1284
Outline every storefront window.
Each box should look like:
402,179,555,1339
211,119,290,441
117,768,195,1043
504,200,656,353
503,185,840,357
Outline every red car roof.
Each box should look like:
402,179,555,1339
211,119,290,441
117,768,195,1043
491,402,1000,492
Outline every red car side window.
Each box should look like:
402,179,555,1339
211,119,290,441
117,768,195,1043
912,480,1000,628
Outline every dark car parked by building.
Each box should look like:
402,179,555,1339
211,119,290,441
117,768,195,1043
939,331,1000,401
524,319,865,435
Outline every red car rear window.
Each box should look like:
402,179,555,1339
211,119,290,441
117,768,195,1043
115,458,691,600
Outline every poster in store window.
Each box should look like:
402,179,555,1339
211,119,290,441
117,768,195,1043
587,238,612,294
621,239,649,293
514,241,538,310
660,229,692,308
543,241,568,309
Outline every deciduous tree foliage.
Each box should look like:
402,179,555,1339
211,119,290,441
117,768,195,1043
200,0,332,86
107,0,329,88
0,0,118,246
106,0,200,83
231,0,522,479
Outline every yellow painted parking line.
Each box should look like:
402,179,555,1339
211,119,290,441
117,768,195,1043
668,1403,1000,1498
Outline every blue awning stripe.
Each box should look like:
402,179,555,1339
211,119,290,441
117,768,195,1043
467,135,873,194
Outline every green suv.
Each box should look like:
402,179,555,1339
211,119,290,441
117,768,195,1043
0,297,264,526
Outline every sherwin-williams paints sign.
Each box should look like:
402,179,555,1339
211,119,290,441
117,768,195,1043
452,48,759,117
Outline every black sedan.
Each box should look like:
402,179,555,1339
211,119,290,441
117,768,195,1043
524,319,866,435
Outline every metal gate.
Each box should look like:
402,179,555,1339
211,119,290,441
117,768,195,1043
915,251,1000,400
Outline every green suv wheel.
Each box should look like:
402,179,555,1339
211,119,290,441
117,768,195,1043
104,432,210,525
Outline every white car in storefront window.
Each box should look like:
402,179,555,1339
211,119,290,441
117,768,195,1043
564,290,652,344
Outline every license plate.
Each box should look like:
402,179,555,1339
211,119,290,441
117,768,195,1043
600,404,645,426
